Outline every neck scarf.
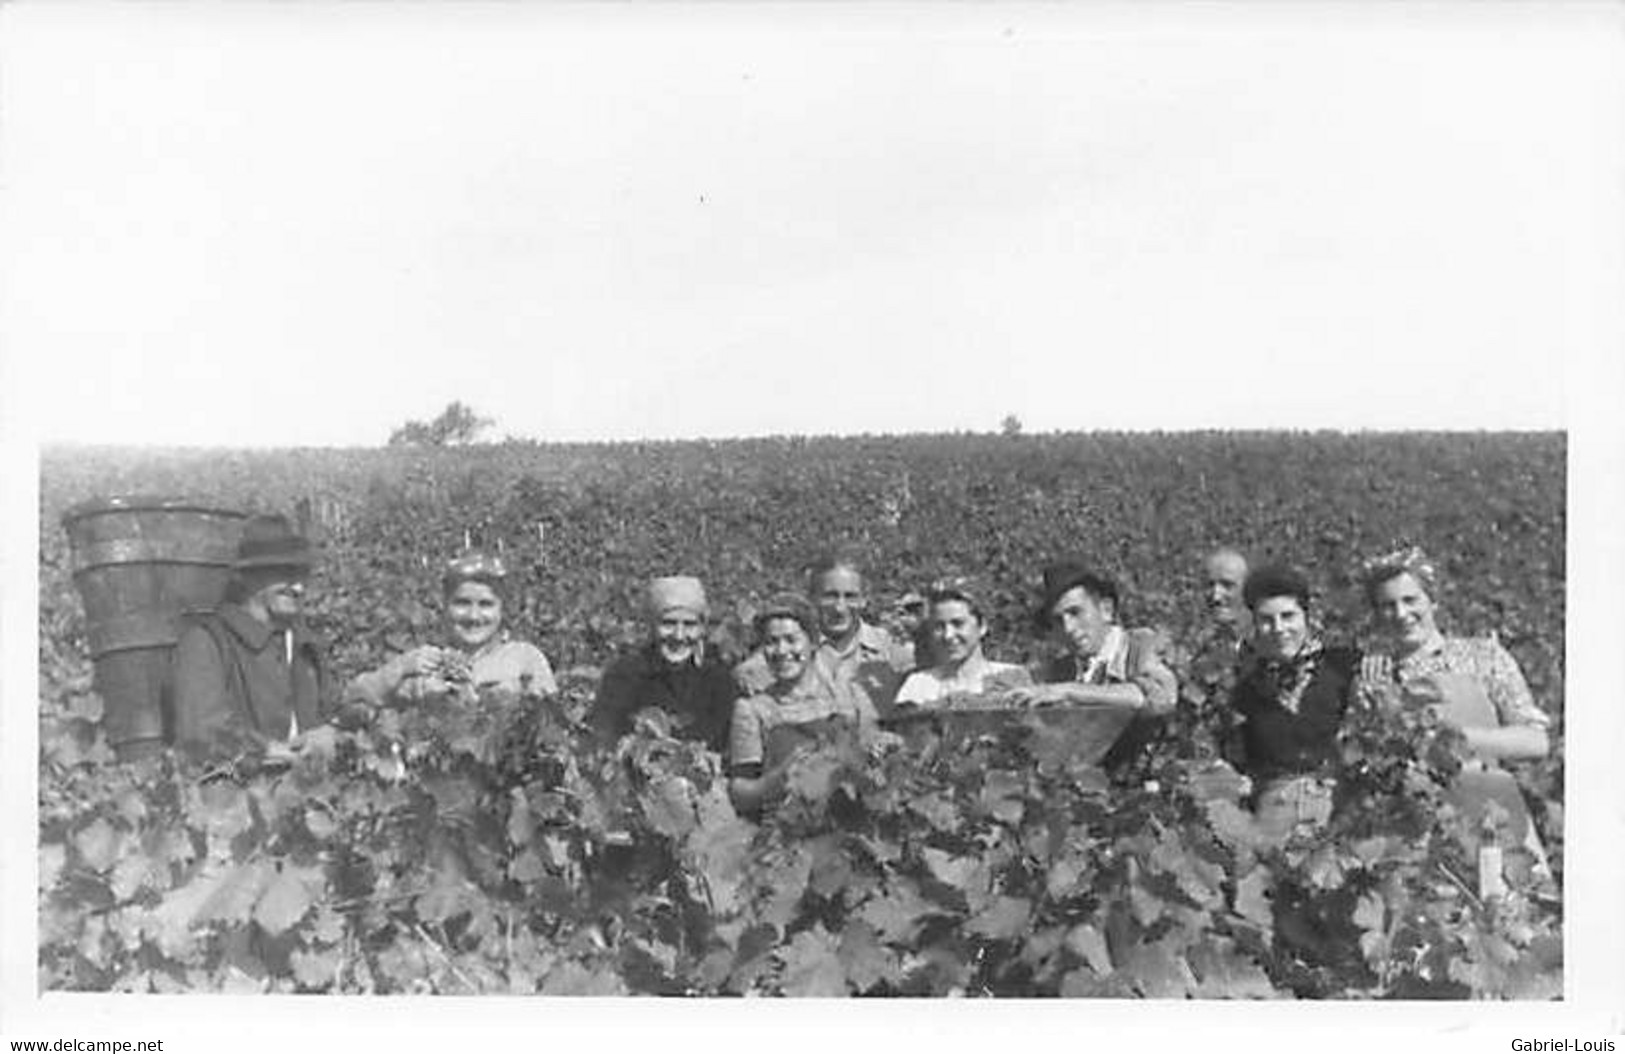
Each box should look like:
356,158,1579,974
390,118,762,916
1257,637,1324,715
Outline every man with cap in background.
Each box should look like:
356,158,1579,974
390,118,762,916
593,575,737,753
734,554,915,716
170,513,336,759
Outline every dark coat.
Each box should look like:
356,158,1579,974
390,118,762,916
592,643,737,754
169,603,334,756
1229,644,1358,782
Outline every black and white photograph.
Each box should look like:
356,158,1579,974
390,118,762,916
1,2,1621,1049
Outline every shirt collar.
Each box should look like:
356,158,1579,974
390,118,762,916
1076,625,1126,681
821,621,878,659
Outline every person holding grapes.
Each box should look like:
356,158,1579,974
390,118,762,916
346,551,557,709
1356,547,1552,873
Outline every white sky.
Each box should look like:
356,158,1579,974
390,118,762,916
1,3,1620,447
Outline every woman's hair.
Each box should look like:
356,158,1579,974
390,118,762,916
1241,563,1312,611
441,552,509,604
927,580,984,624
1358,546,1439,606
752,592,819,644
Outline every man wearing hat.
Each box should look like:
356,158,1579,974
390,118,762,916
170,514,336,757
592,575,737,753
1006,562,1178,775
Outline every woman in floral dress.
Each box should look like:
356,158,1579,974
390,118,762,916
1357,547,1552,872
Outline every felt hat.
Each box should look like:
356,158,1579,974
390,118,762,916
1035,561,1119,627
647,575,708,618
233,514,315,572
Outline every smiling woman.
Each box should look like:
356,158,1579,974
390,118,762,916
345,551,557,710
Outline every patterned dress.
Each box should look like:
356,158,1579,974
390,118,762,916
1376,635,1551,866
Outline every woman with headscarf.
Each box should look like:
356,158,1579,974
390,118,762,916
347,551,557,709
591,575,737,753
1227,564,1360,842
1357,547,1552,870
728,592,886,814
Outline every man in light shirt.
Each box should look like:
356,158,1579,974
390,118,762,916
735,555,914,714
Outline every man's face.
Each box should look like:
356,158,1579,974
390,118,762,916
813,568,865,639
1203,552,1248,626
255,572,308,626
1052,586,1113,658
655,609,705,664
896,597,925,636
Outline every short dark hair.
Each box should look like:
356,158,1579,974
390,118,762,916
1242,564,1312,611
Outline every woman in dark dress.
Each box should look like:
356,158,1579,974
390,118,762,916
591,575,737,753
1227,564,1359,843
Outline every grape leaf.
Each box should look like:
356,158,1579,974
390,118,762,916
1064,924,1113,975
39,843,66,891
253,864,324,936
540,959,627,996
965,895,1031,941
73,818,120,873
1187,937,1277,999
290,947,343,990
195,860,274,926
838,920,900,993
778,926,847,997
1120,936,1198,999
640,776,696,839
858,882,937,945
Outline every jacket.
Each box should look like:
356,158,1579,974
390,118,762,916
169,603,334,757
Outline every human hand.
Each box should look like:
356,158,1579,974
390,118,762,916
1003,684,1060,708
1359,653,1394,689
403,645,445,678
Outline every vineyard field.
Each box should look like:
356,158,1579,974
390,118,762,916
35,430,1566,997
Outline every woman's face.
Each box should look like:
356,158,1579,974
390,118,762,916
1370,571,1439,652
762,616,813,686
655,608,705,664
447,580,504,649
1252,595,1309,661
930,599,985,666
